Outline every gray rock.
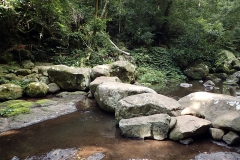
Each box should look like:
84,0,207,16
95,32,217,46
110,61,136,83
48,83,61,93
94,82,156,112
47,65,91,91
21,60,34,69
209,128,225,141
179,92,240,133
89,76,122,94
34,65,52,76
179,138,193,145
203,80,215,87
194,152,240,160
26,82,49,97
22,73,39,83
90,64,111,80
169,115,211,141
222,131,240,145
39,76,50,84
87,153,105,160
0,83,23,101
183,63,209,80
180,83,192,88
115,93,181,124
169,117,177,131
119,114,170,140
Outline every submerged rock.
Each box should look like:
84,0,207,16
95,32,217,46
194,152,240,160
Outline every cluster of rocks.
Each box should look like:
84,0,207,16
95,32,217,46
90,76,240,145
183,50,240,81
1,55,240,146
0,60,136,101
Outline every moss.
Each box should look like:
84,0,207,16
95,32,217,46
36,99,51,105
0,100,34,117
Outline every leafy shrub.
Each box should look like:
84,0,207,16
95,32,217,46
137,67,166,84
133,47,186,83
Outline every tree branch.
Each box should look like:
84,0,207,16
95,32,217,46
101,31,130,55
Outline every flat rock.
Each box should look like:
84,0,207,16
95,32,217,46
169,115,211,141
115,93,182,124
194,152,240,160
89,76,122,94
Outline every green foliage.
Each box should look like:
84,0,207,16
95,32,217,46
133,47,186,84
167,0,240,68
137,67,166,84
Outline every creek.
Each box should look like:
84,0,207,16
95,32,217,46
0,80,240,159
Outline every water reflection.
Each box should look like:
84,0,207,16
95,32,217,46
154,80,240,100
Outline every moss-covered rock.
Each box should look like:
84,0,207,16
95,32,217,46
47,65,91,91
215,50,240,74
183,62,209,80
0,100,34,117
0,83,23,101
110,61,136,83
15,69,32,76
25,82,49,97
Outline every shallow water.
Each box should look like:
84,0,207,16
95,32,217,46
0,80,240,160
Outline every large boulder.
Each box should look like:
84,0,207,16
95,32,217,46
183,62,209,80
47,65,91,91
89,76,122,95
90,64,111,80
0,83,23,101
179,92,240,133
115,93,182,124
109,61,136,83
119,114,170,140
215,50,240,74
25,82,49,97
169,115,211,141
94,82,156,112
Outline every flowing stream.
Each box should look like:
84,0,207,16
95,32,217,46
0,80,240,159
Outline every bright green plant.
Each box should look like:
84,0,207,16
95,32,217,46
0,100,33,117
